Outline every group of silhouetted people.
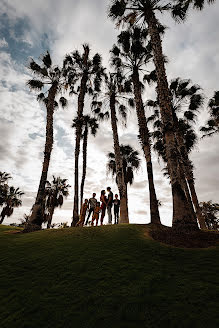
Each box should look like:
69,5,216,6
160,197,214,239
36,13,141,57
76,187,120,227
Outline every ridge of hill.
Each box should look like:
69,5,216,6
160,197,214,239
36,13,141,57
0,224,219,328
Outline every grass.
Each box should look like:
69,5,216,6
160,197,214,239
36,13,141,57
0,224,219,328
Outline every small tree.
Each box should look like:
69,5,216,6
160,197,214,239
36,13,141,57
107,144,141,187
0,186,24,224
45,176,70,229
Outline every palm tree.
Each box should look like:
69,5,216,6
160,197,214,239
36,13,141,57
199,201,219,231
0,186,24,224
0,172,12,206
147,77,206,228
72,115,99,208
111,27,161,224
64,45,104,226
44,176,70,229
92,71,131,223
107,145,141,193
109,1,215,230
26,52,67,230
201,91,219,137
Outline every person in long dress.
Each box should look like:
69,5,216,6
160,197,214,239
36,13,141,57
100,190,107,225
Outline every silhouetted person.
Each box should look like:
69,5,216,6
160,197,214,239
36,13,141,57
85,193,97,225
106,186,113,224
113,194,120,224
76,199,89,227
100,190,107,225
91,202,101,226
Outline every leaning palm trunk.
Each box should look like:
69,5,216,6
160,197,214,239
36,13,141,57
0,207,6,224
173,115,205,229
145,10,198,231
110,92,129,223
132,67,161,225
47,206,55,229
27,82,58,230
72,73,88,226
187,176,206,229
80,125,88,209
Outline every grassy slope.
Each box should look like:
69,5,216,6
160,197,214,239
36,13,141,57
0,224,219,328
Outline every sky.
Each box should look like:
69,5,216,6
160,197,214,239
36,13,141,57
0,0,219,227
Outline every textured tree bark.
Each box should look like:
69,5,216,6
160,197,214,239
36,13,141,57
145,10,198,231
27,82,58,230
72,72,89,226
0,208,6,224
110,92,129,223
47,206,55,229
132,67,161,225
187,178,206,229
80,125,88,209
173,114,205,229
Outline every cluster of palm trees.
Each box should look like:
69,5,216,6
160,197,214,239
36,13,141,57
16,0,217,232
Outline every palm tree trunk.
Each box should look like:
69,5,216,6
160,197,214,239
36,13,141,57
110,92,129,223
132,67,161,225
80,125,88,209
145,10,198,231
27,82,58,230
47,206,55,229
173,114,205,229
72,73,88,226
187,177,206,229
0,208,6,224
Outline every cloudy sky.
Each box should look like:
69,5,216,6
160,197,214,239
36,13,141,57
0,0,218,227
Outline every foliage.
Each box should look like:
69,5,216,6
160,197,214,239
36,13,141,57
200,201,219,230
44,176,70,226
107,144,141,185
201,91,219,137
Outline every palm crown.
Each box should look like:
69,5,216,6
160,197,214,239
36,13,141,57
107,144,141,185
63,44,105,96
201,91,219,137
45,176,70,209
27,51,67,108
147,77,204,161
92,71,133,124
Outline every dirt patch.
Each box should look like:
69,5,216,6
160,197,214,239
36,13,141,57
4,230,22,234
149,226,219,248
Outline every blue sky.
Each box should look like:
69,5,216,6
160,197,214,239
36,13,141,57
0,0,219,226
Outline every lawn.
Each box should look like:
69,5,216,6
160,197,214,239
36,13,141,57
0,224,218,328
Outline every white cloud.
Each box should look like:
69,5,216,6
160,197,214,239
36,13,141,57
0,37,8,48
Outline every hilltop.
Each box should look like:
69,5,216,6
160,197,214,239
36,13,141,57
0,224,219,328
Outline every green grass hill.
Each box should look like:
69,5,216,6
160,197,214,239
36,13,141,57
0,224,219,328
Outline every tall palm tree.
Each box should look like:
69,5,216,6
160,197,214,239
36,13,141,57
147,77,206,228
109,0,214,230
199,201,219,231
72,115,99,208
111,27,161,224
64,45,104,226
107,145,141,191
26,52,67,230
0,186,24,224
44,176,70,229
92,71,131,223
201,91,219,137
